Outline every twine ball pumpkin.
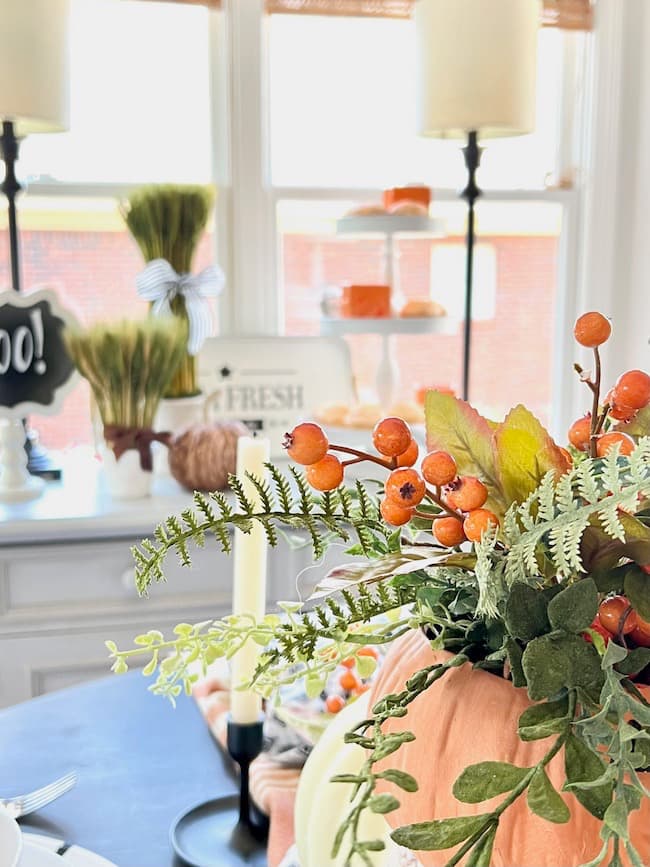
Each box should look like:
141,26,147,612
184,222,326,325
168,421,249,492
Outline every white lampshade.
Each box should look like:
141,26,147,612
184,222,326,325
0,0,71,135
415,0,539,139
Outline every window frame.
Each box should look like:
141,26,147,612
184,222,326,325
21,0,604,442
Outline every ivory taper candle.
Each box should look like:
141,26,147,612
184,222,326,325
230,435,271,724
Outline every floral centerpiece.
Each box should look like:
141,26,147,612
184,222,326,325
121,184,221,400
109,312,650,866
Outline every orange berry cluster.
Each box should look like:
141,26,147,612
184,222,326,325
570,312,649,455
283,417,500,547
323,646,379,714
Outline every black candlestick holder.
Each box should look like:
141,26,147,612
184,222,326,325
170,716,269,867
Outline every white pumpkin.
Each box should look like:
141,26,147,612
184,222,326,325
295,694,399,867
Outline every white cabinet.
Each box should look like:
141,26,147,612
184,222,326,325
0,464,324,708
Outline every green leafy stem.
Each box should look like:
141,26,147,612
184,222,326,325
107,581,418,701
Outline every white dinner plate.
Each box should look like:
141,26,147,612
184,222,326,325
22,835,117,867
0,806,22,867
18,843,63,867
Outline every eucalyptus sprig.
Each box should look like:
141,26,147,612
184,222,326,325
107,581,418,702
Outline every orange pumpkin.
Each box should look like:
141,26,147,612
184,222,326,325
370,629,650,867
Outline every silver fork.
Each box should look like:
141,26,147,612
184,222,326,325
0,771,77,819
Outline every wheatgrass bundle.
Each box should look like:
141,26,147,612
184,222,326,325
121,184,215,274
121,185,215,399
64,318,186,430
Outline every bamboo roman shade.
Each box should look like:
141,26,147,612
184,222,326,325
265,0,595,29
134,0,594,30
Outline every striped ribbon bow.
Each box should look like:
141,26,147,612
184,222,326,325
136,258,225,356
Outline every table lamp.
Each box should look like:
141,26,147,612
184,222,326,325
0,0,71,477
415,0,539,400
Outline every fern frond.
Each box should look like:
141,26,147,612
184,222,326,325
228,474,254,515
267,463,294,513
488,440,650,584
132,467,391,596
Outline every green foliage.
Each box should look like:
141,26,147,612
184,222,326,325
476,440,650,590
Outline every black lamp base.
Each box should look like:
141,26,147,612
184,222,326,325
170,718,269,867
170,796,269,867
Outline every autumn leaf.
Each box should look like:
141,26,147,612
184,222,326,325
425,391,507,513
493,405,569,505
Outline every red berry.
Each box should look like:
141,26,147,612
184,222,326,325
568,415,592,452
614,370,650,409
325,695,345,714
573,312,611,348
372,417,413,457
598,595,638,636
305,454,344,491
283,422,328,465
463,509,499,542
433,516,466,547
596,432,635,457
446,477,488,512
385,468,426,508
421,450,457,486
396,438,419,467
380,497,414,527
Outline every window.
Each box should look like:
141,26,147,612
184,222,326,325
265,8,591,433
4,0,214,452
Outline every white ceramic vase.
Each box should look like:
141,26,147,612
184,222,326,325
100,445,152,499
154,394,206,476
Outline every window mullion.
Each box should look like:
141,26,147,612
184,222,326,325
225,0,277,336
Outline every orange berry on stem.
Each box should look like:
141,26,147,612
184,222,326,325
283,422,328,465
340,657,355,669
568,415,592,452
385,468,426,508
609,403,637,423
596,431,635,457
433,516,466,547
396,438,419,467
380,497,414,527
357,645,380,660
339,671,360,692
573,311,612,348
372,417,412,457
422,450,457,486
446,477,488,512
305,454,344,491
613,370,650,409
463,509,500,542
325,695,346,714
598,595,638,636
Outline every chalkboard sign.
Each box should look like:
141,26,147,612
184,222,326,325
0,289,79,418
